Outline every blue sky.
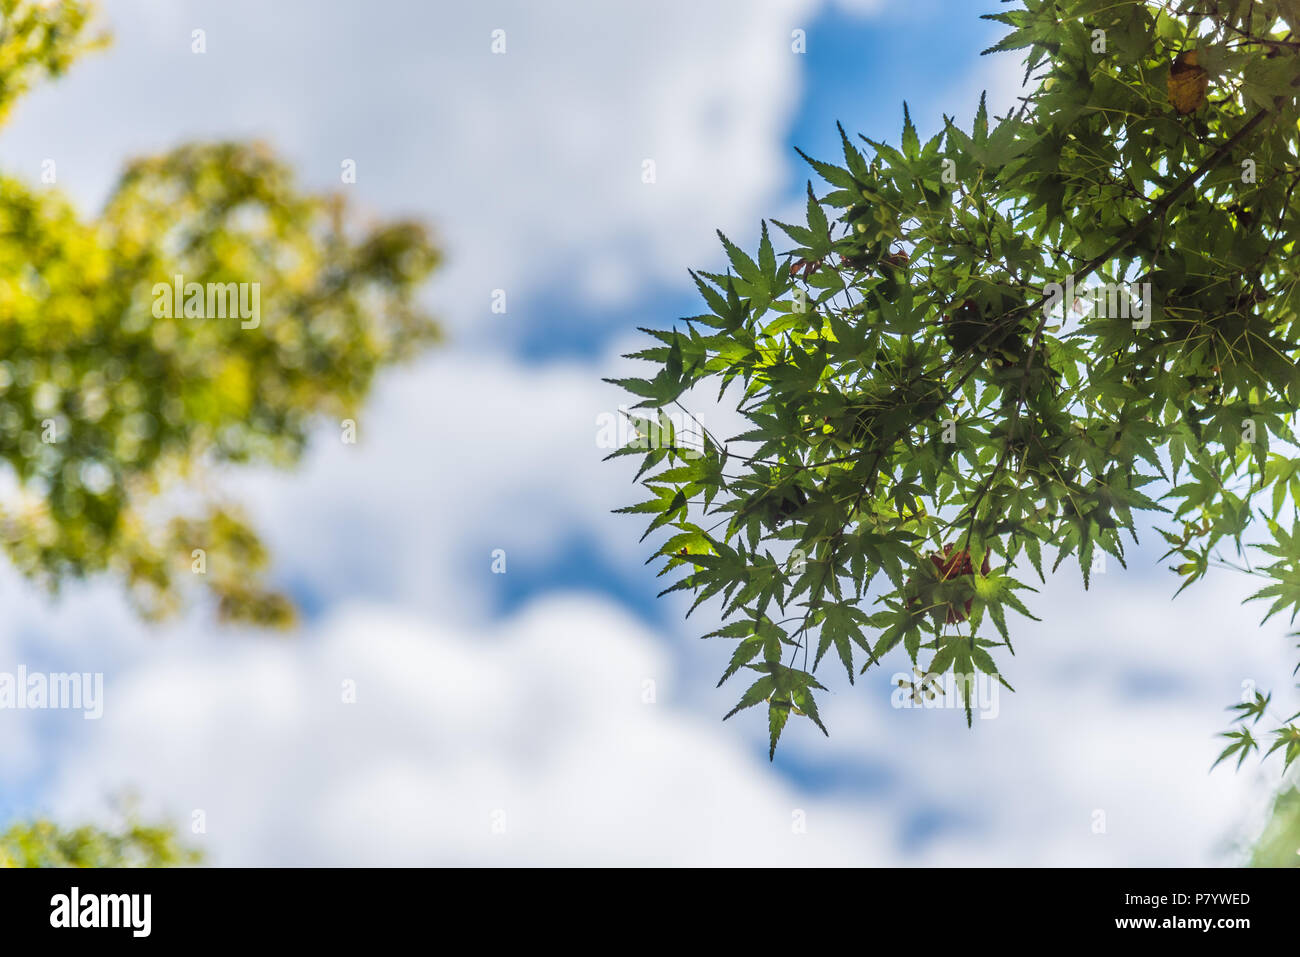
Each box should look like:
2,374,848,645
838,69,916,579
0,0,1296,864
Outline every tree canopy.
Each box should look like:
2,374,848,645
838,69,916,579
610,0,1300,762
0,0,439,626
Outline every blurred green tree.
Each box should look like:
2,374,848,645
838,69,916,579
0,0,439,627
0,809,201,867
1249,781,1300,867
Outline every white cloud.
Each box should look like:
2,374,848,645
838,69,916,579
217,349,657,625
5,563,1289,866
1,0,835,337
29,594,892,865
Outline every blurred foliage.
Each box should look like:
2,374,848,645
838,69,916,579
1249,782,1300,867
0,0,106,125
0,813,201,867
0,1,439,627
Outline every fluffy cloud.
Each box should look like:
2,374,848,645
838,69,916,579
22,593,883,865
2,0,834,338
218,349,660,624
6,561,1290,866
